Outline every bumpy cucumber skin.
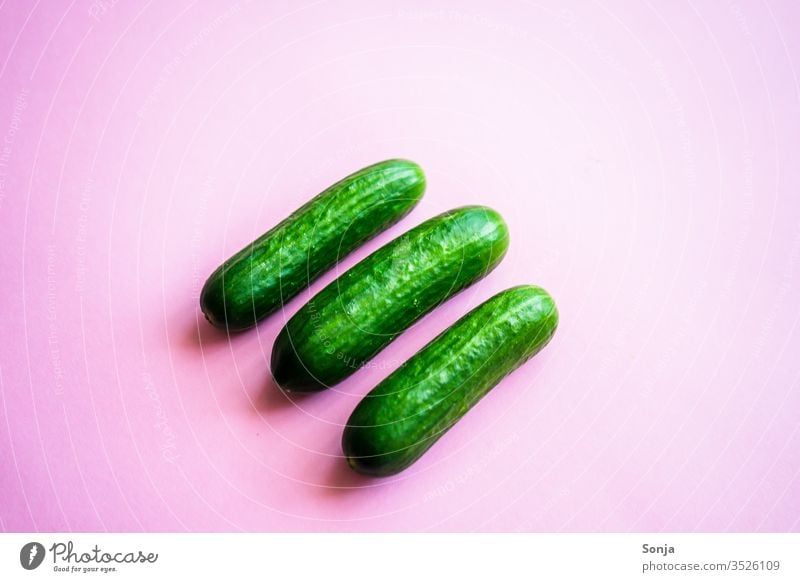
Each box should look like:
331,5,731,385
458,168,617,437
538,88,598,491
342,285,558,477
200,159,426,331
271,206,509,392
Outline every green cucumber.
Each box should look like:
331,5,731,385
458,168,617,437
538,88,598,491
270,206,509,392
200,159,425,331
342,285,558,477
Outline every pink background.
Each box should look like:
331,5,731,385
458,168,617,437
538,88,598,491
1,0,799,532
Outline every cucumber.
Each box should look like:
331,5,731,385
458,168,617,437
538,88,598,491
271,206,509,392
200,159,425,331
342,285,558,477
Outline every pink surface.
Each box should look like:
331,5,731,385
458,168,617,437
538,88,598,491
1,0,799,532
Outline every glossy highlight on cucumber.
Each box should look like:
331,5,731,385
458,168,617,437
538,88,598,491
200,159,426,331
270,206,510,392
342,285,558,477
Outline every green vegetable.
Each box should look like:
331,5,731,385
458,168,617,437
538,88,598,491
342,285,558,477
200,159,425,331
271,206,509,392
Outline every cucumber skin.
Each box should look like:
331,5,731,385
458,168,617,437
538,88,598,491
271,206,509,392
342,285,558,477
200,159,425,331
